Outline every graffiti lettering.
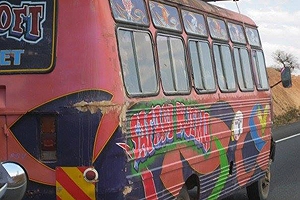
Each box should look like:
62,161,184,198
118,102,210,171
0,49,24,66
176,102,210,152
0,1,46,43
10,153,27,160
130,104,174,170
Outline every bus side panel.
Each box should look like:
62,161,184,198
93,128,128,199
117,96,271,199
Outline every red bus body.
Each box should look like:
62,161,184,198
0,0,274,199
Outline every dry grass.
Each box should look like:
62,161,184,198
268,68,300,126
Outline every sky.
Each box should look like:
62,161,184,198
210,0,300,69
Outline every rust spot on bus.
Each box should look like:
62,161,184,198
123,186,132,196
73,100,131,129
73,100,121,114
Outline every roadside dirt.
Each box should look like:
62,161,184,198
267,68,300,116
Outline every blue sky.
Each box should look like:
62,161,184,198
210,0,300,68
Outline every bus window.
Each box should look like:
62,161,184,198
149,1,182,32
213,44,236,92
252,50,269,89
117,29,158,96
246,27,261,47
189,40,216,92
110,0,149,26
182,10,207,37
228,22,246,44
157,35,190,94
207,17,228,41
234,47,254,91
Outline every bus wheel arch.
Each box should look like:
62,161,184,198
176,185,190,200
246,167,271,200
177,174,199,200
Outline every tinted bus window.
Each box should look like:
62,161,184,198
234,47,254,91
213,44,236,91
117,29,158,96
189,40,215,92
252,50,269,89
157,35,190,94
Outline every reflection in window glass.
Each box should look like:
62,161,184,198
189,40,215,92
157,36,174,92
117,29,158,96
170,38,189,91
234,48,254,91
252,50,269,89
134,32,158,93
157,35,189,94
213,44,236,91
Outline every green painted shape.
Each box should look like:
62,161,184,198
208,137,229,200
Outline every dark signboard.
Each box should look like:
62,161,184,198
0,0,56,74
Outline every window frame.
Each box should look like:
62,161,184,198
156,33,191,95
149,1,183,33
212,43,237,92
181,9,208,37
207,16,229,41
116,27,159,97
110,0,150,27
188,38,217,94
233,46,255,92
251,49,269,90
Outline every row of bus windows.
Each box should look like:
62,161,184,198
117,28,268,97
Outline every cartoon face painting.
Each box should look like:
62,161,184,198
231,111,243,141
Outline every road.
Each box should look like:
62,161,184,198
224,122,300,200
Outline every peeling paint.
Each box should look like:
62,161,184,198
123,186,132,196
73,100,121,114
73,100,132,133
119,101,133,132
119,101,129,121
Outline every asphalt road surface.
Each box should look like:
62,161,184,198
225,122,300,200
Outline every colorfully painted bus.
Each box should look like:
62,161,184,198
0,0,281,199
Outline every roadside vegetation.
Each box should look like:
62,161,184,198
271,50,300,127
273,107,300,127
272,49,299,69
